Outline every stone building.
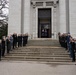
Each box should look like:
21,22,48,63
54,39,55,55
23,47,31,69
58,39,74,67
8,0,76,39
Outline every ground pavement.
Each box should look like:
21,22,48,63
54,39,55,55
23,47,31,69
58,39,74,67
0,61,76,75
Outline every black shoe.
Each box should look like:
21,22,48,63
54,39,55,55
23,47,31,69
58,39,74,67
72,60,75,62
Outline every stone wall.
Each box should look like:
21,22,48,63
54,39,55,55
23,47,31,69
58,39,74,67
8,0,21,34
8,0,76,39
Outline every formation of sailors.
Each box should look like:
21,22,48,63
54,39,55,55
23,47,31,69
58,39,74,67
0,33,28,61
58,32,76,62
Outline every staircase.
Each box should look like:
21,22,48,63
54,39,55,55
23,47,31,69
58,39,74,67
2,39,75,62
27,40,60,46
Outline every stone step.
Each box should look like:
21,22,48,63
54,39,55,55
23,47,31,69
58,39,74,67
18,47,64,49
7,54,70,57
2,40,75,63
27,44,60,46
14,50,66,52
10,49,68,52
9,52,70,55
27,40,60,46
14,48,66,50
2,57,72,63
4,56,72,60
16,48,66,51
13,47,66,52
12,49,67,52
9,50,71,54
2,58,72,62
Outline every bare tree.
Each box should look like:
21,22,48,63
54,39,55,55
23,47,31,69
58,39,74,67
0,0,9,38
0,0,9,21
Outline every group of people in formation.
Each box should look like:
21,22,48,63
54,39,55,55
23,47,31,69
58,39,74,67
0,33,28,61
58,32,76,62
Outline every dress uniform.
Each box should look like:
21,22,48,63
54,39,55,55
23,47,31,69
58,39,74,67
18,34,21,47
23,34,26,46
2,36,6,57
70,39,75,62
13,33,17,49
0,40,2,61
20,34,23,47
26,33,28,44
6,37,11,54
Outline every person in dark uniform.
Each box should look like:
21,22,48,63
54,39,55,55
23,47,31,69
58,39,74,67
17,34,21,47
12,33,15,49
62,33,68,50
12,33,18,49
23,34,26,46
70,38,75,62
20,34,23,47
2,36,6,57
60,34,65,47
62,34,65,47
0,40,2,61
10,35,13,50
67,33,71,52
74,39,76,52
6,36,11,54
58,32,63,47
15,33,18,47
26,33,28,44
64,34,68,50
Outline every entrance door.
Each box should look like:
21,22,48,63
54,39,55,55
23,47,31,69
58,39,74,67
40,23,50,38
38,8,52,38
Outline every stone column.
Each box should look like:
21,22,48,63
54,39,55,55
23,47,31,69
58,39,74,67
21,0,24,34
59,0,67,33
56,3,60,39
31,1,37,39
66,0,70,33
24,0,31,38
32,6,36,39
53,1,58,39
69,0,76,38
8,0,22,35
53,7,57,39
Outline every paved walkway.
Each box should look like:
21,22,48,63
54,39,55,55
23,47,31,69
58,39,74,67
0,61,76,75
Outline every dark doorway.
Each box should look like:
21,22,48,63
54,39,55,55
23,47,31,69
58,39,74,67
38,8,52,38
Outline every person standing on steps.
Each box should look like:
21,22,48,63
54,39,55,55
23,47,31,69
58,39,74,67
2,36,6,57
23,34,26,46
12,33,18,49
0,39,2,61
70,38,75,62
67,33,72,52
10,35,13,50
14,33,18,48
6,36,11,54
18,34,21,47
19,34,23,47
26,33,28,44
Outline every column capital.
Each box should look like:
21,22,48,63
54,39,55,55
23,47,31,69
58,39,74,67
53,0,59,8
31,1,36,8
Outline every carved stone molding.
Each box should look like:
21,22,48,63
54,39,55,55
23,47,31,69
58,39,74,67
31,0,59,2
31,0,59,8
31,1,36,8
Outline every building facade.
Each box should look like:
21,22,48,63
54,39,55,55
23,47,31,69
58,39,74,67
8,0,76,39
